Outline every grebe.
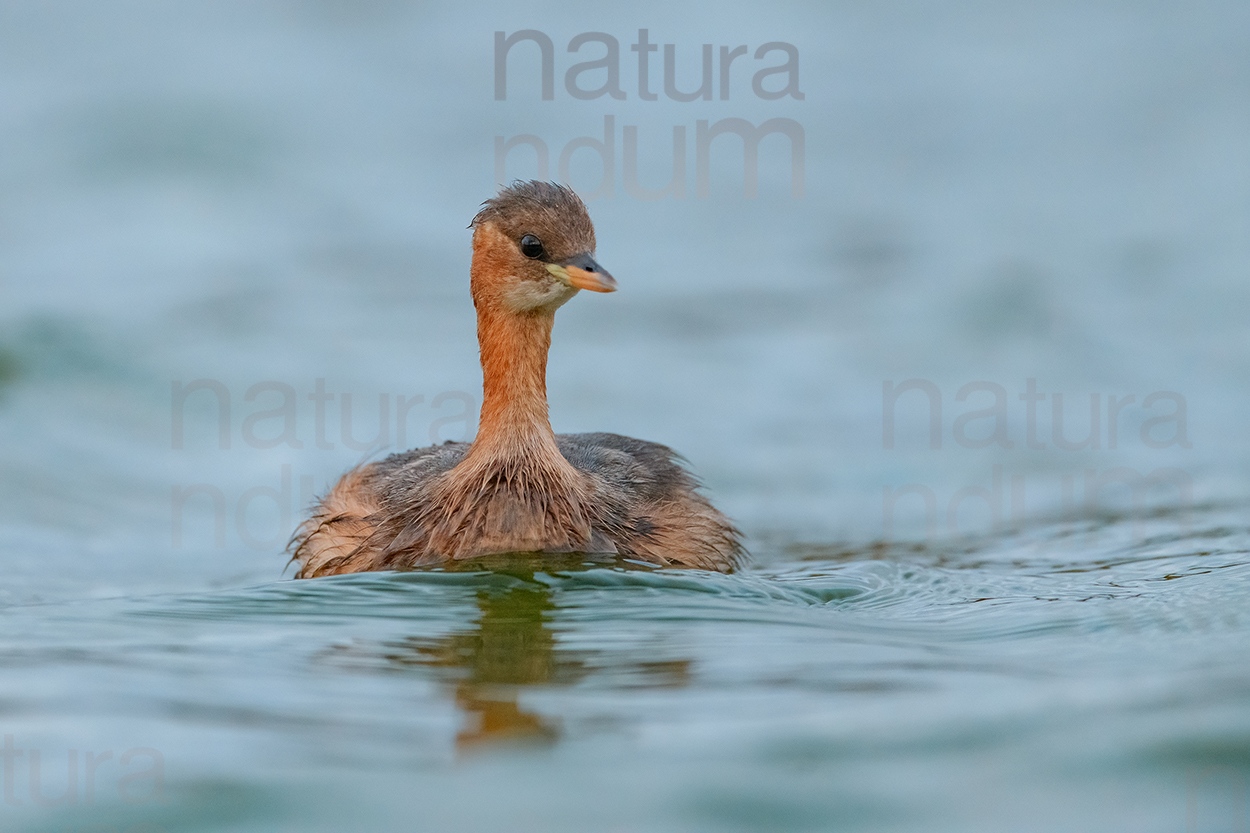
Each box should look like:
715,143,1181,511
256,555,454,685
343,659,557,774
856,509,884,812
291,181,743,577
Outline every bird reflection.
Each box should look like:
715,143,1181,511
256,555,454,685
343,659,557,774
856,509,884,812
367,571,692,753
409,582,569,749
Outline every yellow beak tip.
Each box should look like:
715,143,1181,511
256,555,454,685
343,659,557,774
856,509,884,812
560,265,617,293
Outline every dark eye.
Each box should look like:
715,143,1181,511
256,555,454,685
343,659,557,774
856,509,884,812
519,234,545,259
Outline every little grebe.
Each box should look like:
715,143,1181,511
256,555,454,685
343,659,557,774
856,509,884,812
291,181,744,577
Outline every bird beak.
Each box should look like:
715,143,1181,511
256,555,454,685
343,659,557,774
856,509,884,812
546,253,617,293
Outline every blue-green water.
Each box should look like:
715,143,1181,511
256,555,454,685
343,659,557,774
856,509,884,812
2,1,1249,831
2,510,1249,832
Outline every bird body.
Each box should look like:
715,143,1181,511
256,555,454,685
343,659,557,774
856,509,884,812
291,182,743,577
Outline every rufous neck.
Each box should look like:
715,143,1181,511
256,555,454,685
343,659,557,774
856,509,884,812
470,303,559,458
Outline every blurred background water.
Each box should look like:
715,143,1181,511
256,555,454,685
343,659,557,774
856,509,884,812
1,1,1248,831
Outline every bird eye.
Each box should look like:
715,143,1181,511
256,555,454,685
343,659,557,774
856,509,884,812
519,234,545,259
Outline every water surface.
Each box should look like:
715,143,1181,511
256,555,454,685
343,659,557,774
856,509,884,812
1,2,1248,831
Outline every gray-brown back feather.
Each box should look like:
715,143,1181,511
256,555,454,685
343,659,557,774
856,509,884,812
293,433,744,575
